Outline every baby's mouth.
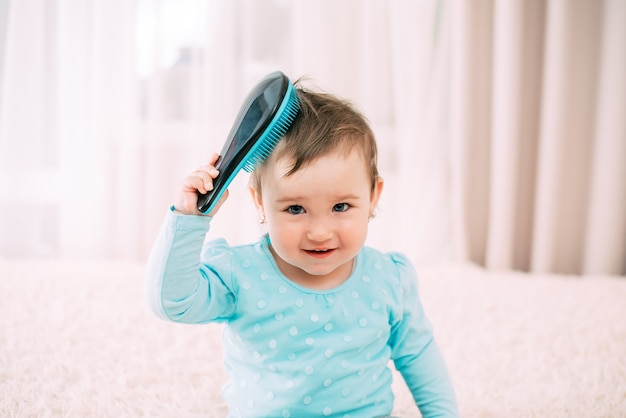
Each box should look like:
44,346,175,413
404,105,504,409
304,248,336,258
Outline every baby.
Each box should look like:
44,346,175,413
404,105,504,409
145,83,458,417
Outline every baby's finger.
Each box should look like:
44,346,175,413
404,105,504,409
182,172,210,194
208,152,221,167
197,168,219,193
198,165,220,180
197,171,213,194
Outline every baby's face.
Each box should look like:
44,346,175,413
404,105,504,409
252,149,383,289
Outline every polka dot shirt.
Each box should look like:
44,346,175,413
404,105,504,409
145,210,458,418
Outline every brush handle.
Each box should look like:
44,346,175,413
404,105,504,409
196,155,225,214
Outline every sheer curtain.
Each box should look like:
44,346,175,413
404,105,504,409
0,0,138,259
447,0,625,275
1,0,624,275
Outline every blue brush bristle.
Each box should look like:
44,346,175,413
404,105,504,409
242,85,300,173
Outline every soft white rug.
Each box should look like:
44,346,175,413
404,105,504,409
1,260,625,417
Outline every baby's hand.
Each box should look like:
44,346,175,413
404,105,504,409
174,153,229,216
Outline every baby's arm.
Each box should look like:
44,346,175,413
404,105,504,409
390,254,459,417
144,154,236,324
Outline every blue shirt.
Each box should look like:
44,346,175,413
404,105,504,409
145,209,458,417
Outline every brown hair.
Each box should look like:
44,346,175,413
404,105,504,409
250,82,379,194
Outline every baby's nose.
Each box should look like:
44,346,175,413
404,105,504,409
306,219,333,242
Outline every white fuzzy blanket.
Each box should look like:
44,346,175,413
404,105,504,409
1,260,625,417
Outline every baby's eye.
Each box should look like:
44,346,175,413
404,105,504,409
287,205,305,215
333,203,350,212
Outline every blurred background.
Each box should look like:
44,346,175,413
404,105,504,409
0,0,624,275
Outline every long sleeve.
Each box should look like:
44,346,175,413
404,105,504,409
389,253,459,417
144,207,237,324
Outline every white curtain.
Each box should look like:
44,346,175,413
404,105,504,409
448,0,625,275
1,0,624,276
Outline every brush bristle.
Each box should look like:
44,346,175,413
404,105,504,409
242,86,300,173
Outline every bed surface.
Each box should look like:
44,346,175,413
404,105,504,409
1,260,625,417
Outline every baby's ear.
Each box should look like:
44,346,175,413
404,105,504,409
370,176,384,213
248,185,264,212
